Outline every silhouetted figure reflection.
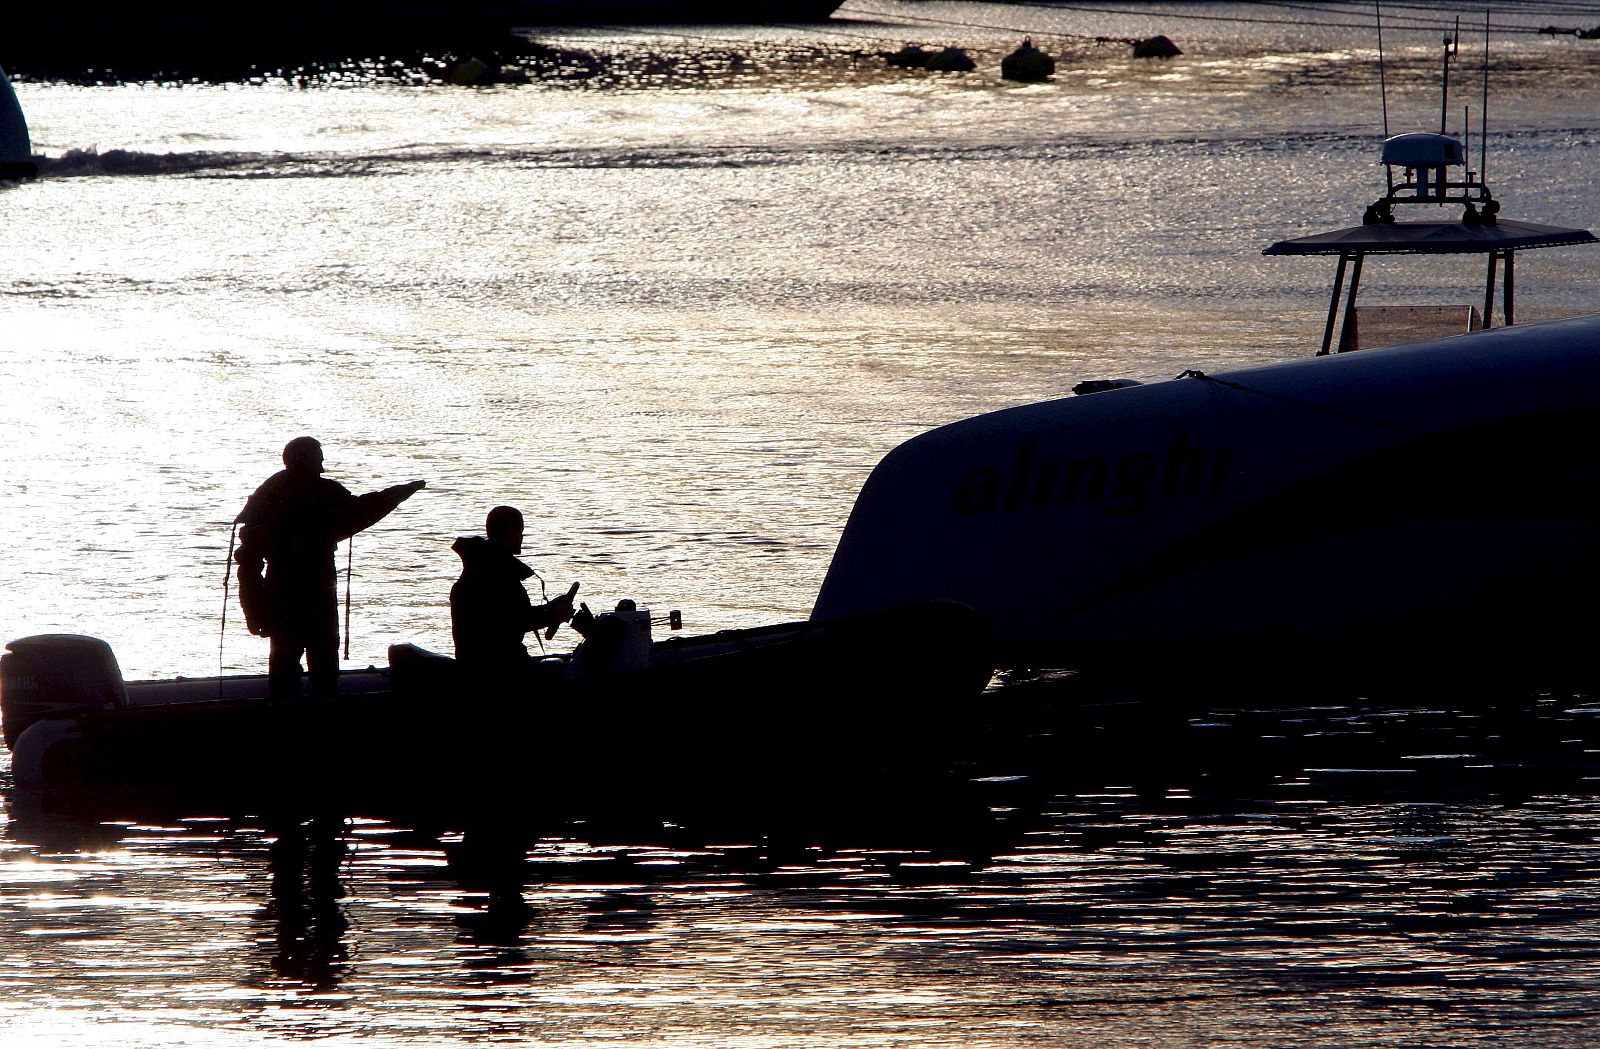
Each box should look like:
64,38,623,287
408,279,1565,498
582,889,657,933
262,817,349,989
448,823,535,944
450,505,577,698
235,437,425,701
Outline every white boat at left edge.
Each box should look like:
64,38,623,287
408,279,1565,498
0,64,37,180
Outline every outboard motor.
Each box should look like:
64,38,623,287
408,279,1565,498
1,634,127,749
571,602,654,677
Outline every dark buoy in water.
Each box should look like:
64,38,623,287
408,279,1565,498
446,56,516,85
447,57,492,84
1131,35,1182,59
883,44,931,69
924,46,975,73
1001,37,1055,82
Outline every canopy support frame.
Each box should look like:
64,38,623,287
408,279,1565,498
1319,245,1520,355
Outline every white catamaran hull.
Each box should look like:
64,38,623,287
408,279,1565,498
812,314,1600,684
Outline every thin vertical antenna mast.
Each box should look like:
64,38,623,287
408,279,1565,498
1376,2,1388,195
1376,1,1389,138
1440,17,1459,135
1480,7,1490,184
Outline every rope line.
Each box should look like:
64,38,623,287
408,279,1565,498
833,0,1600,38
834,4,1150,43
529,0,1600,57
1176,368,1417,436
220,520,238,681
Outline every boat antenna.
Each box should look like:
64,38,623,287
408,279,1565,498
220,520,238,677
1440,16,1460,135
343,537,354,661
1480,7,1491,184
1375,0,1389,139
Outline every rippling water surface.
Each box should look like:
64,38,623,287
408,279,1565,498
3,2,1600,1044
6,695,1600,1047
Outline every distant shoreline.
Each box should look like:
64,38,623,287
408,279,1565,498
0,1,848,81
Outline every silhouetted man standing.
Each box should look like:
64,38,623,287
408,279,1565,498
236,437,425,701
450,505,577,695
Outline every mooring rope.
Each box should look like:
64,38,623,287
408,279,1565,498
1176,368,1417,436
219,519,238,690
834,0,1587,38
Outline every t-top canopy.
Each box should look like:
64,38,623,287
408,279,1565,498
1264,218,1596,257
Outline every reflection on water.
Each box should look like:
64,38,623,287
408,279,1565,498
5,691,1600,1046
259,818,350,991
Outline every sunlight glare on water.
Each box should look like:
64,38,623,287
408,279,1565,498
2,2,1600,1045
3,7,1598,672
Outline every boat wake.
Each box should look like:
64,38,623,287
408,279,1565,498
28,125,1388,183
37,147,389,180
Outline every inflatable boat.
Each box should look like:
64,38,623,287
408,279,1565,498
813,313,1600,687
1,600,995,805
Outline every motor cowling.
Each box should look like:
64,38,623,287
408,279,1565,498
1,635,127,749
571,607,653,677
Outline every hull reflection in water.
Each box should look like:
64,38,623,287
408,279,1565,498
6,685,1600,1047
